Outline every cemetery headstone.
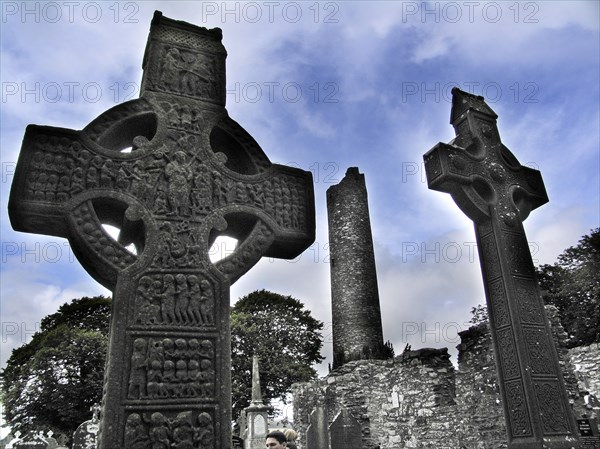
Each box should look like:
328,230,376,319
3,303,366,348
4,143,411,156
424,87,580,448
42,433,56,449
6,431,22,449
54,434,69,449
8,11,315,449
329,408,361,449
12,432,50,449
72,405,101,449
306,406,329,449
242,356,270,449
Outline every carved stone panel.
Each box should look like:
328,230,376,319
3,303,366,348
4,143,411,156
424,88,579,447
8,12,315,449
505,380,533,438
534,381,571,435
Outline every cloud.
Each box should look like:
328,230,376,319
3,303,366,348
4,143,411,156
1,263,108,367
1,1,597,381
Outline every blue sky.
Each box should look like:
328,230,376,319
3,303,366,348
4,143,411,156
1,0,598,402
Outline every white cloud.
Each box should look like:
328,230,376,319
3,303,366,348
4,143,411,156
1,264,108,367
1,1,597,382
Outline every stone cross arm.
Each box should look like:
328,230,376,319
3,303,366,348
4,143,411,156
9,101,315,289
8,12,316,449
423,88,580,448
424,87,548,225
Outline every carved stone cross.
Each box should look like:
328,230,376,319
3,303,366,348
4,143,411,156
424,88,579,448
9,12,315,449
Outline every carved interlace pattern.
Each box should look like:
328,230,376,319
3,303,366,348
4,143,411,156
505,381,532,437
154,26,226,54
488,279,509,328
523,327,554,375
514,277,544,325
534,382,570,434
496,328,520,380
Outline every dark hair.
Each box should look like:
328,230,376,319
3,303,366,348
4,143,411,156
266,430,287,444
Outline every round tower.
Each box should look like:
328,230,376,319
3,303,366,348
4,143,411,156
327,167,386,368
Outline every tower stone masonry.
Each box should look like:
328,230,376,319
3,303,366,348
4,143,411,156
327,167,386,368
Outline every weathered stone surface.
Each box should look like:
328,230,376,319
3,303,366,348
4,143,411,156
424,87,579,447
72,405,100,449
329,408,362,449
242,356,270,449
8,11,315,449
327,167,385,368
293,309,591,449
294,350,460,449
569,343,600,410
12,432,55,449
306,406,329,449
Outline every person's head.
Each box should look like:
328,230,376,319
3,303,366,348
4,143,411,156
283,429,297,442
265,430,287,448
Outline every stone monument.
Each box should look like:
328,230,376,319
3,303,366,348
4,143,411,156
305,406,329,449
424,87,580,448
12,431,56,449
242,356,270,449
71,404,100,449
326,167,386,368
8,12,315,449
329,408,362,449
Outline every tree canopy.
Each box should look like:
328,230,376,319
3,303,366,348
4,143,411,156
537,228,600,347
1,290,324,435
0,296,110,437
230,289,324,419
468,228,600,348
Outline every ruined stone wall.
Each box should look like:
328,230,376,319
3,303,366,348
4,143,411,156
293,308,596,449
454,324,507,447
293,349,466,449
569,343,600,408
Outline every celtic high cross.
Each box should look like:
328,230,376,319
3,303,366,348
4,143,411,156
9,12,315,449
424,88,579,448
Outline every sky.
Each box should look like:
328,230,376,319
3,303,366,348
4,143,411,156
0,0,599,415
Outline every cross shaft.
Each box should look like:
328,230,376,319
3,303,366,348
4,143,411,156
9,12,315,449
424,88,580,448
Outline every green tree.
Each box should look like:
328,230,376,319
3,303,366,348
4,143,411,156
468,228,600,347
537,228,600,347
0,296,110,437
468,303,488,325
2,291,324,434
230,290,324,420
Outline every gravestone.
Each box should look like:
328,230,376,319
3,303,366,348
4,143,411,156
424,87,580,448
242,356,270,449
306,406,329,449
329,408,361,449
72,404,101,449
12,431,54,449
6,431,22,449
8,11,315,449
54,434,68,449
41,433,56,449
